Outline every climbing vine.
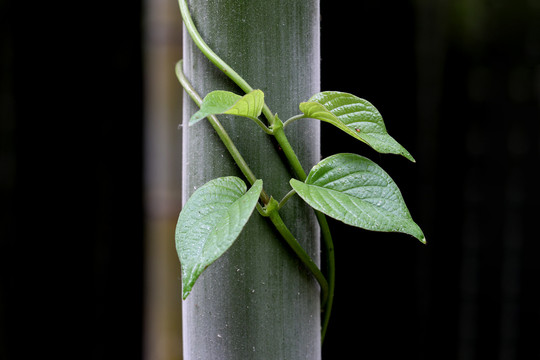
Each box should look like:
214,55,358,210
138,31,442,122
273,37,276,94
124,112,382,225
174,0,425,343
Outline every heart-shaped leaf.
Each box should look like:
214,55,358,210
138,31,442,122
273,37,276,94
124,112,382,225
290,153,425,243
190,89,265,125
299,91,415,162
175,177,263,299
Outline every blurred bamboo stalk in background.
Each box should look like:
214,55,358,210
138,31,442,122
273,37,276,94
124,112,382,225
143,0,183,358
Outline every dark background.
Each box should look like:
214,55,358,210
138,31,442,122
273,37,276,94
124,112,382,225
1,0,539,359
321,1,540,359
1,0,144,358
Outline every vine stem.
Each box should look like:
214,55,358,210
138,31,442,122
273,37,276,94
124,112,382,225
269,213,329,305
265,198,329,306
316,212,335,341
179,0,335,343
274,115,336,342
176,60,328,306
179,0,251,94
278,188,297,210
271,116,309,180
176,61,270,205
178,0,274,125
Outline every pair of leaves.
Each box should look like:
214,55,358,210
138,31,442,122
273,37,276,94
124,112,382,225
175,177,263,299
176,154,425,299
191,89,414,162
178,90,266,298
291,153,425,243
293,93,422,240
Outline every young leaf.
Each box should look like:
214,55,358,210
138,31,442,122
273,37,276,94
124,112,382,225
290,153,425,243
175,177,263,299
299,91,415,162
190,89,265,125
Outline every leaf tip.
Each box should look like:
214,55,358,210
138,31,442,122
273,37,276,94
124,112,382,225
189,113,204,125
253,178,263,190
405,153,416,163
182,287,191,300
253,89,265,97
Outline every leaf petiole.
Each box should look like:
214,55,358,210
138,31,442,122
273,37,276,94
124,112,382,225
277,188,297,210
282,114,307,129
249,117,274,135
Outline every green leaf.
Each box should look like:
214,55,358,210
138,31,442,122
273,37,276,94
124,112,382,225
299,91,415,162
290,153,425,243
175,177,263,299
190,89,265,125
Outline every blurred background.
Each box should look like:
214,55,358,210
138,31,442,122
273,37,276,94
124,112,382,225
1,0,539,359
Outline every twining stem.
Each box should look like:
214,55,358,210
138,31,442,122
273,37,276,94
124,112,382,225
271,117,309,180
179,0,335,342
265,198,328,305
179,0,274,125
179,0,251,94
316,212,335,341
176,61,270,205
274,117,336,342
271,210,329,306
177,61,328,306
